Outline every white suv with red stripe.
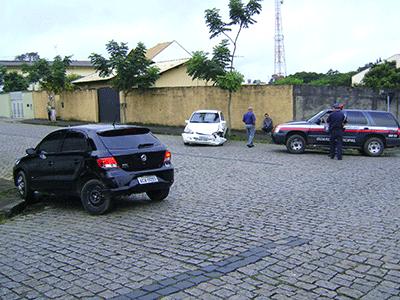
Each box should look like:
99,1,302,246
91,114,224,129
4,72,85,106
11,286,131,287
272,109,400,157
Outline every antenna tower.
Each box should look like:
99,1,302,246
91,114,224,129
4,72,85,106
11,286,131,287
274,0,286,77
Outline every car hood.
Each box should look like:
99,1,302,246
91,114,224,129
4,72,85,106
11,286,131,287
185,123,221,134
285,121,309,125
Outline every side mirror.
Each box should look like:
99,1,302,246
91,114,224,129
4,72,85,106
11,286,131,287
185,120,189,124
26,148,36,155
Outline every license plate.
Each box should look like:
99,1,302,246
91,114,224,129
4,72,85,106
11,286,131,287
137,175,158,184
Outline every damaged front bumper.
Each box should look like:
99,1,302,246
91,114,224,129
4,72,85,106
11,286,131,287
182,132,227,146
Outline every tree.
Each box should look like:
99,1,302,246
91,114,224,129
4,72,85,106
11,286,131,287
362,61,400,90
89,40,160,123
2,72,29,93
15,52,40,62
186,0,262,135
0,65,5,87
23,55,71,119
273,70,355,87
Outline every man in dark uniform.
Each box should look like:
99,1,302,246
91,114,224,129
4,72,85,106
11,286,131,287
327,103,346,160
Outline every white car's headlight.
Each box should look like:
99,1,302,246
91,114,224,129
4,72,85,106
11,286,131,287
184,127,194,134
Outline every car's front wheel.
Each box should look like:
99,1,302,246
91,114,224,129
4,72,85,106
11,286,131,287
286,134,306,154
363,137,384,157
80,179,111,215
146,188,170,201
15,170,34,203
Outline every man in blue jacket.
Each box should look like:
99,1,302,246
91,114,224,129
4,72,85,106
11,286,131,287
242,106,256,147
327,103,346,160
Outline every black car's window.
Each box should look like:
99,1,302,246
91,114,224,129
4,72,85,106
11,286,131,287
37,130,65,153
98,128,159,150
190,112,220,123
61,131,88,152
345,111,368,125
369,112,399,127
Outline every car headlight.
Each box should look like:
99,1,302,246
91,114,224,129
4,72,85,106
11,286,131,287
184,127,194,134
274,125,282,134
14,159,20,166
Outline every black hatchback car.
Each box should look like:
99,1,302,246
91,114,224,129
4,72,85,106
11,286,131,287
272,109,400,156
13,125,174,215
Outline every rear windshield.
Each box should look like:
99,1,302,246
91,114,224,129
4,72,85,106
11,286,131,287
98,128,159,149
190,112,220,123
369,112,399,127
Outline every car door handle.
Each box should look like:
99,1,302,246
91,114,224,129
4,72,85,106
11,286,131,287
364,127,369,130
48,161,54,166
73,159,80,164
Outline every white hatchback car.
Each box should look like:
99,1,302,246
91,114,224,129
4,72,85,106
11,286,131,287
182,110,227,146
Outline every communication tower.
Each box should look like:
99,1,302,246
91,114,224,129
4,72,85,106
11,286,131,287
274,0,286,78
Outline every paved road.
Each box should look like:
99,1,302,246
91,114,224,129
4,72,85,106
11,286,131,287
1,119,400,299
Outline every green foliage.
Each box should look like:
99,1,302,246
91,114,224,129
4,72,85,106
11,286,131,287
89,40,160,95
362,61,400,90
2,72,29,93
0,65,5,86
65,74,83,91
15,52,40,62
273,70,355,87
187,0,262,135
23,55,71,95
274,77,304,85
216,70,244,92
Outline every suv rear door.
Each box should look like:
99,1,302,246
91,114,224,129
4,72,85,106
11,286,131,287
343,110,369,146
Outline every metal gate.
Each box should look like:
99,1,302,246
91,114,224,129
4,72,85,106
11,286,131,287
10,92,24,118
98,88,120,123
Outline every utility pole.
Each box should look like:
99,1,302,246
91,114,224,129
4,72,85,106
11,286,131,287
274,0,286,79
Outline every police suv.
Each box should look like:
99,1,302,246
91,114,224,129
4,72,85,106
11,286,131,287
272,109,400,157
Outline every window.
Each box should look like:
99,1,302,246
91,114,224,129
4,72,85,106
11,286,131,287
370,112,398,127
345,111,368,125
190,112,220,123
61,131,88,152
37,131,65,153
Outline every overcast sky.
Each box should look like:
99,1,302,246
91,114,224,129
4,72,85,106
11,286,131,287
2,0,399,82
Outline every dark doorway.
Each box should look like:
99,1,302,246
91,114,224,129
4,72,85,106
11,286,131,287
98,88,120,123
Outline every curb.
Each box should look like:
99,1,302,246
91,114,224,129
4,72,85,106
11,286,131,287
0,179,26,221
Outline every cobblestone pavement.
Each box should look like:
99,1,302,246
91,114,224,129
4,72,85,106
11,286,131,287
1,119,400,299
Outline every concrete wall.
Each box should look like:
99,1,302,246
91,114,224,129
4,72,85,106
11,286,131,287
293,85,400,120
123,85,293,130
0,94,11,117
57,90,98,122
32,91,52,119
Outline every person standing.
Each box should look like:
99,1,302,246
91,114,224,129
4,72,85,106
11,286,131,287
262,112,273,134
46,101,52,121
327,103,346,160
242,106,256,147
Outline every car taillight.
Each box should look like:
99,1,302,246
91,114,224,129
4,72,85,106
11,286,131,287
164,150,171,164
97,157,119,169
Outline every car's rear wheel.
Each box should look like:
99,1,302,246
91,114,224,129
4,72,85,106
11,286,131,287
80,179,111,215
146,188,169,201
15,171,34,203
286,134,306,154
363,137,384,157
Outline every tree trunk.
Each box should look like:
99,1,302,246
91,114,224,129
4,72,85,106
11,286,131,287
227,90,233,137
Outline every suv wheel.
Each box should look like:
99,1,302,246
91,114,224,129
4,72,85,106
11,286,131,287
81,179,111,215
364,137,384,157
286,134,306,154
146,188,170,201
15,171,34,203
